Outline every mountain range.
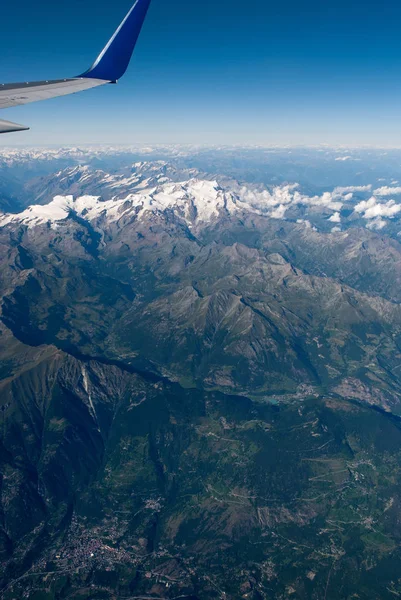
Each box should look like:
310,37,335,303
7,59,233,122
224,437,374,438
2,149,401,598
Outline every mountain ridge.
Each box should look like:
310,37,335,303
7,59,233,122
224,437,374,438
3,152,401,598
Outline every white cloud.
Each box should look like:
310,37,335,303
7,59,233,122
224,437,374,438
373,186,401,196
331,226,342,233
296,218,312,228
333,155,361,162
238,184,298,210
238,183,343,213
236,183,399,226
354,197,376,214
329,212,341,223
353,196,401,232
366,217,386,230
270,204,287,219
365,202,401,219
334,185,372,194
234,182,375,223
354,196,401,219
305,192,343,210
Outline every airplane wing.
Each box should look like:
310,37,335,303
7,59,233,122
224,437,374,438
0,0,152,134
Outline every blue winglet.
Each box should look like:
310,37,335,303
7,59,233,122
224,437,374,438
80,0,152,82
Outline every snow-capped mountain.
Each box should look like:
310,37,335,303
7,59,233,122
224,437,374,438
23,161,202,205
0,160,383,234
0,176,355,235
0,179,237,230
3,145,401,237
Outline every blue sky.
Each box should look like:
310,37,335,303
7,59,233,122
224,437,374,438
2,0,401,146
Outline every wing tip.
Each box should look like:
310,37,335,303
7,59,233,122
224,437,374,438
80,0,152,82
0,119,29,134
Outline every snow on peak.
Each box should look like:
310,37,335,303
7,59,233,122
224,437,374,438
0,170,371,232
0,179,236,230
0,196,74,227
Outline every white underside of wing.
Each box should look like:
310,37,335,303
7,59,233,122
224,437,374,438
0,77,108,109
